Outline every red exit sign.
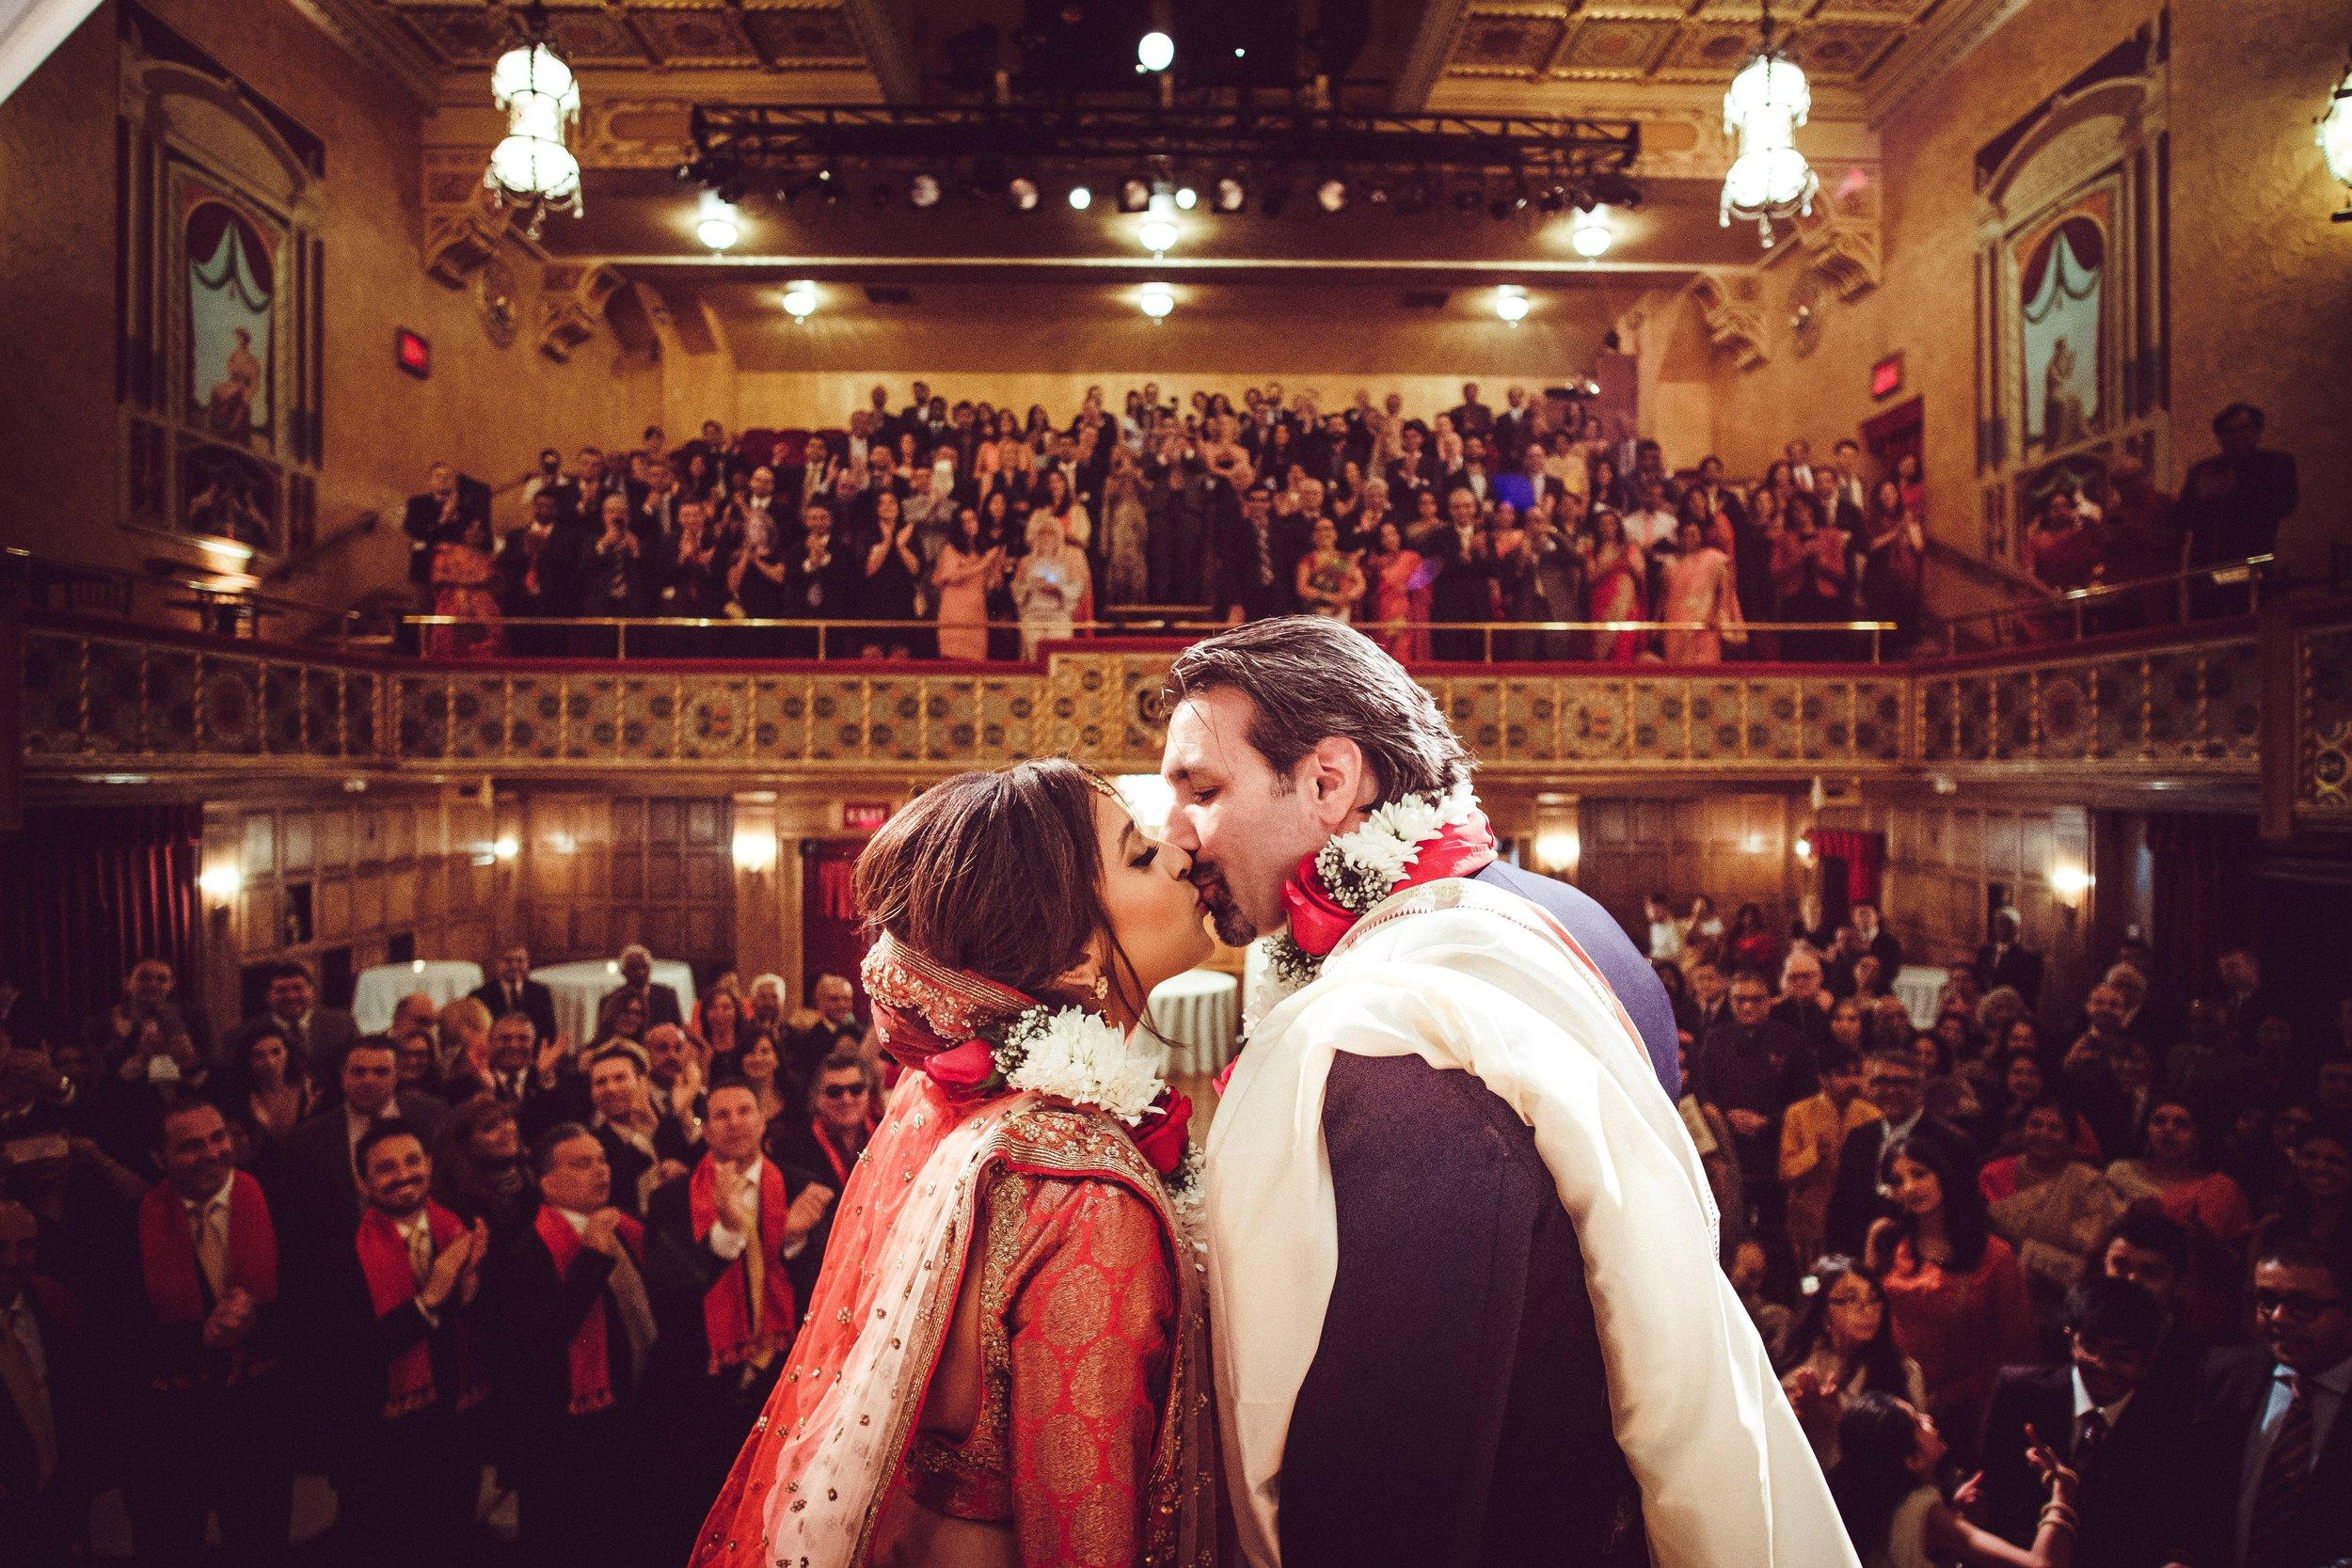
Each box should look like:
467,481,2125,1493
395,328,431,378
843,801,893,832
1870,352,1903,399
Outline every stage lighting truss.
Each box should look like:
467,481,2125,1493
683,103,1641,228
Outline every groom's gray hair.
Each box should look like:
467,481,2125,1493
1165,616,1472,804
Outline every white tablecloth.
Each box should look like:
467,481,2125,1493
1150,968,1240,1079
1893,964,1950,1029
532,958,699,1044
351,960,484,1035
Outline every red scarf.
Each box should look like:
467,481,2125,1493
532,1204,644,1416
806,1118,864,1188
687,1157,798,1374
1278,811,1499,959
355,1202,488,1419
138,1172,278,1324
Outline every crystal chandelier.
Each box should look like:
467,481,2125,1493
485,7,582,239
1720,0,1817,246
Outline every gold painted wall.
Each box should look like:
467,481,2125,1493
0,1,660,592
1699,0,2350,578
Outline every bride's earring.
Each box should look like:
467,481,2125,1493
1092,974,1110,1001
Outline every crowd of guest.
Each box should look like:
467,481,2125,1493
1659,893,2349,1568
2019,403,2298,638
0,946,882,1566
404,381,1960,665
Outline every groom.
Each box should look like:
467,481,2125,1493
1161,616,1848,1568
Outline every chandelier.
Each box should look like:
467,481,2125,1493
2323,44,2352,221
1720,0,1817,245
485,7,583,239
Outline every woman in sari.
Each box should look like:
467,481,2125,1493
1982,1096,2126,1335
1584,506,1647,662
1658,515,1745,664
427,514,502,657
691,759,1220,1568
1294,515,1367,621
1361,520,1428,663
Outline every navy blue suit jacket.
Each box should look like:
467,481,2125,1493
1473,859,1680,1100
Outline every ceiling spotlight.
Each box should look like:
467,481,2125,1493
1174,185,1198,210
1215,177,1246,212
1316,178,1347,213
1494,285,1530,325
1138,194,1180,254
1137,30,1174,72
1569,206,1613,258
909,173,942,209
1069,183,1093,211
694,193,739,251
1009,176,1040,211
1120,177,1153,213
1138,281,1174,319
782,280,817,320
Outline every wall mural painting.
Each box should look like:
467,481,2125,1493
185,197,276,444
2015,194,2107,455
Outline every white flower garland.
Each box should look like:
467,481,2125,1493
1264,782,1484,986
983,1002,1198,1193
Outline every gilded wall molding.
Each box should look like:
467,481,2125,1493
537,262,625,361
1688,271,1770,371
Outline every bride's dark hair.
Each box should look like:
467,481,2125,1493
853,758,1143,1017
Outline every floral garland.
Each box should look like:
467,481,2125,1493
922,1001,1198,1193
1263,782,1489,988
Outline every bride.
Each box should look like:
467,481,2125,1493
690,759,1221,1568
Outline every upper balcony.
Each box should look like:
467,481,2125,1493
14,582,2344,845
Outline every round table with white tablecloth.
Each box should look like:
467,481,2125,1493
532,958,699,1045
1149,968,1240,1079
1892,964,1951,1029
351,959,484,1035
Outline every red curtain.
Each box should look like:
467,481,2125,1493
0,803,203,1029
1810,829,1886,908
2144,813,2258,995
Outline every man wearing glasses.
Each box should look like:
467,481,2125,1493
2177,1234,2352,1568
766,1053,873,1304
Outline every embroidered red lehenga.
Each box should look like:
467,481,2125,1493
690,941,1219,1568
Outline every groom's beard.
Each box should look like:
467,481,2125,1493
1192,866,1260,948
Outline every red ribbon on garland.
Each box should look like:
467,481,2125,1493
1277,812,1500,959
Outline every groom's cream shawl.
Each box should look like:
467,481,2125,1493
1203,878,1857,1568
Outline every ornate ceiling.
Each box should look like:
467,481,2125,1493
368,0,871,75
1438,1,1932,92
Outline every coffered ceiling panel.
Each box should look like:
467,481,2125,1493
371,0,866,72
1438,0,1942,95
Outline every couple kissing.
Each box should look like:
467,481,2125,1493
690,616,1855,1568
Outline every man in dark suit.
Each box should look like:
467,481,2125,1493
0,1199,89,1568
1976,909,2046,1010
1979,1275,2193,1567
2180,402,2298,567
1825,1046,1979,1259
268,1039,447,1284
324,1122,489,1568
1445,381,1494,441
1851,902,1904,977
643,1082,821,1555
243,960,359,1092
401,463,482,592
469,942,558,1047
1211,480,1301,624
1696,970,1818,1264
598,945,683,1036
582,1043,695,1218
2173,1234,2352,1568
1489,385,1535,467
482,1124,657,1565
1771,948,1838,1062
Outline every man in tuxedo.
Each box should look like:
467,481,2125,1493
584,1042,696,1218
326,1123,489,1568
1830,439,1870,522
1979,1275,2193,1567
482,1124,657,1565
0,1200,88,1567
643,1081,824,1554
1824,1046,1979,1259
599,944,683,1034
1445,381,1494,441
244,961,359,1091
2174,1235,2352,1568
444,1009,580,1140
1490,384,1534,467
401,462,483,594
269,1039,447,1281
1212,479,1300,624
1976,908,2046,1009
124,1098,295,1567
470,943,557,1046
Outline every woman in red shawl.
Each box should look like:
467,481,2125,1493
691,760,1223,1568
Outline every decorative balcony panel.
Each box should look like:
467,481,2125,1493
2296,620,2352,825
15,619,2269,795
1915,635,2261,772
